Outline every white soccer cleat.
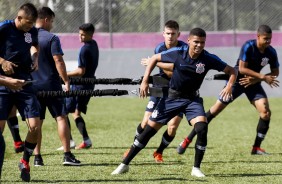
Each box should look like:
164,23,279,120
111,163,129,175
191,166,205,177
56,140,76,151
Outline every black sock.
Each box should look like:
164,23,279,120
156,130,174,154
64,151,72,157
0,132,5,178
134,123,144,140
206,110,215,123
7,116,22,142
34,154,42,160
194,122,208,168
23,141,37,162
75,117,89,140
123,125,157,165
187,110,214,142
66,117,73,140
253,118,270,147
187,129,197,142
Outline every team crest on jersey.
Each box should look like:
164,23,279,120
151,110,158,118
261,57,269,66
196,63,205,74
24,33,32,43
147,101,155,109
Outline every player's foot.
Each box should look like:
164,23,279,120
75,141,92,150
34,154,44,166
18,158,30,182
56,140,76,151
191,166,205,177
251,147,270,155
63,153,81,166
122,149,130,159
111,163,129,175
153,151,163,163
176,138,191,154
14,141,25,153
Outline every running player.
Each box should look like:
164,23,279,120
112,27,237,177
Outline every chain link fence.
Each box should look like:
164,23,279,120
1,0,282,33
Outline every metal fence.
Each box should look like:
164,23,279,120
1,0,282,33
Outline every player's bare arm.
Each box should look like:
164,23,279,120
140,53,161,98
53,54,70,91
67,67,85,77
0,75,25,91
239,60,279,87
30,45,39,71
0,57,18,75
141,56,174,77
219,65,237,102
263,68,279,88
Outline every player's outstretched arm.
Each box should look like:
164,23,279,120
140,54,161,98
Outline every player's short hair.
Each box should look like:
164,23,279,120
164,20,179,31
19,3,38,21
38,7,55,19
258,25,272,34
189,28,206,37
79,23,95,34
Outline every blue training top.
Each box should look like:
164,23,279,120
0,20,38,80
78,40,99,79
32,28,64,91
161,45,227,93
235,39,280,79
154,40,187,79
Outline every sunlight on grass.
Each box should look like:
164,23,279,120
2,97,282,183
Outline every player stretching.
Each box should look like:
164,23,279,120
177,25,279,156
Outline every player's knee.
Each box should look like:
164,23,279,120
28,123,41,134
140,120,148,129
260,109,271,120
28,127,38,135
194,122,208,133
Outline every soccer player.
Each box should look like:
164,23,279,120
177,25,279,155
0,76,26,180
64,23,99,149
112,28,237,177
0,3,41,182
31,7,81,166
124,20,186,163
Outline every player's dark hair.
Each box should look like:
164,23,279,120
164,20,179,31
258,25,272,34
189,28,206,37
38,7,55,19
19,3,38,20
79,23,95,34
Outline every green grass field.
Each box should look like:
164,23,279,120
1,97,282,183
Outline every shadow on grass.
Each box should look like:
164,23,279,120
7,177,208,183
205,160,282,164
91,146,212,150
211,173,282,177
77,160,185,167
